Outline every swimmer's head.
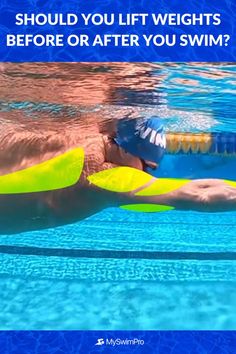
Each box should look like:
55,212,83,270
115,117,166,169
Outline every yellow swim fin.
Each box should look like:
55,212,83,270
0,147,84,194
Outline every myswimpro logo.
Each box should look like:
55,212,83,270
95,338,105,346
95,338,144,347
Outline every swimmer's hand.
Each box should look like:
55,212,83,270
148,179,236,212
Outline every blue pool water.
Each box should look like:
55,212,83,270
0,63,235,330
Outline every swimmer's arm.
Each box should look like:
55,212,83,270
103,137,236,212
121,179,236,212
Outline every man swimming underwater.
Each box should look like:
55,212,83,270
0,116,235,233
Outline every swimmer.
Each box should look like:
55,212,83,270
0,116,236,234
103,117,236,212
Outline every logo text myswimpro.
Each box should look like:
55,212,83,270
95,338,144,346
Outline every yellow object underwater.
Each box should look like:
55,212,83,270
0,147,84,194
225,180,236,188
120,204,174,212
87,166,153,193
135,178,189,196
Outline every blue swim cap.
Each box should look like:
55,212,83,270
115,117,166,164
